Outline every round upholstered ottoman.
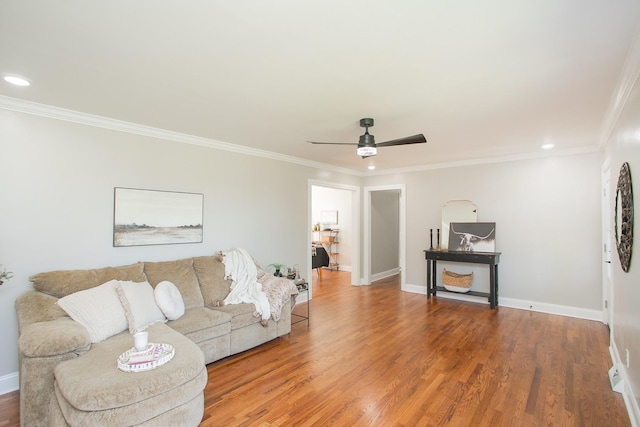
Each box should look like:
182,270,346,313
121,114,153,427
49,323,207,426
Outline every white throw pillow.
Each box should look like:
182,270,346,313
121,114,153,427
154,280,185,320
116,281,166,333
57,279,128,343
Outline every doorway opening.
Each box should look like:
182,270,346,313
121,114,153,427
308,180,361,299
364,185,406,290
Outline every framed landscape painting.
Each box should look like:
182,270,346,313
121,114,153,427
113,187,204,247
448,222,496,252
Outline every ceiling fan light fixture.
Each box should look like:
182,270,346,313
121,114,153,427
306,117,426,160
357,146,377,157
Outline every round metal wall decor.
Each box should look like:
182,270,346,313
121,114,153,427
615,162,634,272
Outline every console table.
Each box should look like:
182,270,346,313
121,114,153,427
424,250,501,309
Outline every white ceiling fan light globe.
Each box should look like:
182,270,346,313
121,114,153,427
357,146,377,157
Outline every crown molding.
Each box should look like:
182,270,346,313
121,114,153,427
364,145,602,176
0,95,361,177
599,22,640,149
0,95,601,178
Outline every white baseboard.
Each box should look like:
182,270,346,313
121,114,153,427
610,344,640,427
499,297,602,321
403,284,603,321
371,268,399,283
0,372,19,395
356,268,399,286
404,283,428,294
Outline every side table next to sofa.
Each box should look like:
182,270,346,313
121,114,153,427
291,282,309,326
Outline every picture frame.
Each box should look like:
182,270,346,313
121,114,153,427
113,187,204,247
448,222,496,252
320,210,338,226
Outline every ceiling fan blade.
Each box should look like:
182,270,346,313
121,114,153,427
307,141,357,145
376,134,426,147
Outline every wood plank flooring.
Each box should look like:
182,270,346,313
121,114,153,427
201,271,629,426
0,270,629,426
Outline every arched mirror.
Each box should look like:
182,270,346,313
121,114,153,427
615,162,634,272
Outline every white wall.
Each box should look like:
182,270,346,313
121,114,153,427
0,107,361,391
364,152,604,314
311,185,352,270
603,52,640,421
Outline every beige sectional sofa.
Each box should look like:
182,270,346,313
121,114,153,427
15,255,294,427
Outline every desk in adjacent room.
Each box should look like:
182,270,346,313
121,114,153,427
424,249,501,309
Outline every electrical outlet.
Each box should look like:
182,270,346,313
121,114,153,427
626,349,630,368
609,366,625,393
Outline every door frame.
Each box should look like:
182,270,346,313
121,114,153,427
364,184,406,289
601,161,613,326
308,180,361,292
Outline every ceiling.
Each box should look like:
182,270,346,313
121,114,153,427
2,1,640,173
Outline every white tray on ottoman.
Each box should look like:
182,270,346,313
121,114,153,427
118,343,175,372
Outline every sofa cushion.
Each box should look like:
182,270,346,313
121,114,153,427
193,255,231,305
211,303,261,330
168,307,231,339
116,281,166,333
155,281,185,320
30,262,147,298
57,279,128,342
144,258,204,309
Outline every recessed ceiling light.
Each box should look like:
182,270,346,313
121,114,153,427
3,74,30,86
542,143,554,149
368,165,376,170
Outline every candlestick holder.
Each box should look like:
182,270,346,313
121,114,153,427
429,229,434,250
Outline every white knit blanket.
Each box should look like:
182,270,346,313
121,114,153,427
221,248,271,321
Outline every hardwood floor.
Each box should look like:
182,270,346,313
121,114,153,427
1,270,630,426
201,271,629,426
0,388,19,427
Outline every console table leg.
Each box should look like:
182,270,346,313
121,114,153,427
494,265,499,308
432,260,437,296
427,260,432,298
489,264,497,309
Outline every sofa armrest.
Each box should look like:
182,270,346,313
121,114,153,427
15,291,67,331
16,289,92,358
18,317,91,358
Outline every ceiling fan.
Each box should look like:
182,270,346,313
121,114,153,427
307,118,427,158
